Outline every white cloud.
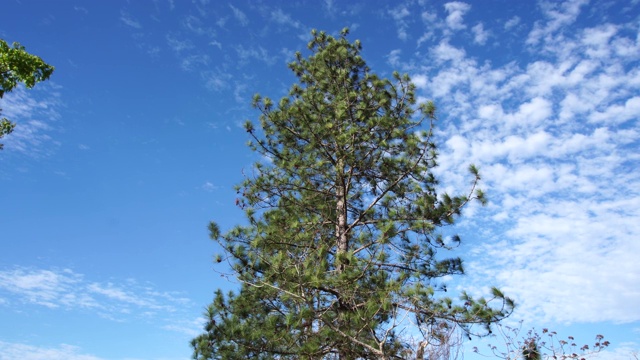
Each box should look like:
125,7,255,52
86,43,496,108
269,8,311,41
432,40,466,63
88,282,151,308
504,15,520,30
180,54,210,71
235,45,277,66
0,84,62,157
387,49,403,68
417,10,438,47
389,5,410,20
596,343,640,360
201,181,218,191
471,23,489,45
229,4,249,26
216,16,228,29
209,40,222,50
589,96,640,125
412,74,428,89
182,15,216,37
411,0,640,325
233,82,248,104
526,0,589,46
0,342,104,360
388,5,412,40
443,1,470,31
120,10,142,29
323,0,336,15
581,23,618,58
165,32,214,74
488,200,640,324
0,268,84,308
509,97,552,128
166,33,194,53
0,267,191,320
74,6,88,15
201,68,232,91
271,9,301,29
162,316,206,337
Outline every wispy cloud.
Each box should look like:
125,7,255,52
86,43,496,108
74,6,88,15
323,0,336,16
596,342,640,360
0,341,104,360
0,84,62,157
388,4,412,41
201,181,218,191
443,1,471,31
182,15,216,38
165,32,215,73
180,54,210,71
270,8,302,29
162,316,206,337
415,1,475,45
120,10,142,29
166,33,194,53
0,267,191,322
229,4,249,26
201,68,232,91
0,268,85,309
471,23,489,45
404,0,640,325
504,15,521,30
387,49,403,68
526,0,588,46
234,44,277,66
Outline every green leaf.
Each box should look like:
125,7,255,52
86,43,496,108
0,39,54,149
208,221,220,240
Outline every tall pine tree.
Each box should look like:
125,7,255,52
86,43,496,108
192,29,513,360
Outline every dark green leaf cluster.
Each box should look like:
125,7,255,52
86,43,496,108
0,39,55,149
193,29,513,359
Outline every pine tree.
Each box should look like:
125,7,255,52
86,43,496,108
192,28,514,360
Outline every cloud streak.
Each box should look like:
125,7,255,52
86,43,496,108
0,84,62,157
0,267,191,322
229,4,249,27
120,10,142,29
0,341,104,360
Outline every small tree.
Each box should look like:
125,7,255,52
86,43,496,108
192,29,513,359
474,322,610,360
0,39,54,149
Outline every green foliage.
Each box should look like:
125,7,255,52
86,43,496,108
193,29,513,359
522,339,542,360
0,119,16,149
0,39,54,149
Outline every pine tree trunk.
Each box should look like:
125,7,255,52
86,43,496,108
335,167,348,272
335,163,349,359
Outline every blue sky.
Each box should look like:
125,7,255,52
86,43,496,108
1,0,638,359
